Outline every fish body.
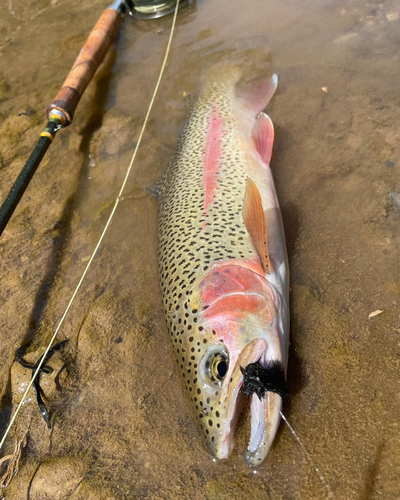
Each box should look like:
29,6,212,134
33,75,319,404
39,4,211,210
157,66,289,466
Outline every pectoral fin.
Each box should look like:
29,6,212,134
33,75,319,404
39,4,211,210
243,178,272,274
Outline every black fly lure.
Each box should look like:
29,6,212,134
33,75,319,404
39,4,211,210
240,361,288,401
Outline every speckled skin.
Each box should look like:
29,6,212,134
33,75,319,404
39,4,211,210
158,67,289,465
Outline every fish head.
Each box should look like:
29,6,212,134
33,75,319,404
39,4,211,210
186,264,286,466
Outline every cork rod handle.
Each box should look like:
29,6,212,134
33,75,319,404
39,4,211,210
46,8,123,126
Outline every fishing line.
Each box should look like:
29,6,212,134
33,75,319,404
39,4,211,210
279,411,335,499
0,0,180,452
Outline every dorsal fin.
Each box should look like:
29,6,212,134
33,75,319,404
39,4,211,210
236,73,278,116
243,178,271,274
252,112,274,165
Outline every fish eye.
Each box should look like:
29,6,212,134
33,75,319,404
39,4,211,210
209,353,228,381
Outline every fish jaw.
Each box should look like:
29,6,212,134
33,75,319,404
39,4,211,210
209,337,284,465
244,390,282,467
211,338,268,459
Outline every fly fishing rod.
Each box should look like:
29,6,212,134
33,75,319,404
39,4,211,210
0,0,186,237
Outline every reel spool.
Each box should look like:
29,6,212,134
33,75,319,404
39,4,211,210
129,0,188,19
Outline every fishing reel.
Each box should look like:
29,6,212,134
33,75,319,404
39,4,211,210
121,0,189,19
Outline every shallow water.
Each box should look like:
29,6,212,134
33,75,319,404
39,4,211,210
0,0,399,498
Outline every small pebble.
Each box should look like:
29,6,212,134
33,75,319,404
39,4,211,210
368,310,383,318
389,191,400,215
386,12,399,21
334,33,358,44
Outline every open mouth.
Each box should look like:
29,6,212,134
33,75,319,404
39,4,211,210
217,339,285,467
244,381,283,466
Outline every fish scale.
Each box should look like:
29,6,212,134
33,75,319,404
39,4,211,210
157,66,289,465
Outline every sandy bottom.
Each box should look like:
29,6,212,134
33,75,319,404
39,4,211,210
0,0,399,498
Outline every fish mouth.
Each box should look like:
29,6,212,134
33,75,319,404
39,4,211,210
244,387,282,466
216,338,283,467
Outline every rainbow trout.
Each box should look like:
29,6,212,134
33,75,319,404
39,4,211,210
157,66,289,466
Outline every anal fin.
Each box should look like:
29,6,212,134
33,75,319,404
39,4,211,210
243,178,272,274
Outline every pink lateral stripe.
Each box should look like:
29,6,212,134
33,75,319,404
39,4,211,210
203,105,224,215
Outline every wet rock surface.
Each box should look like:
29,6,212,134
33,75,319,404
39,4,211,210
0,0,400,498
